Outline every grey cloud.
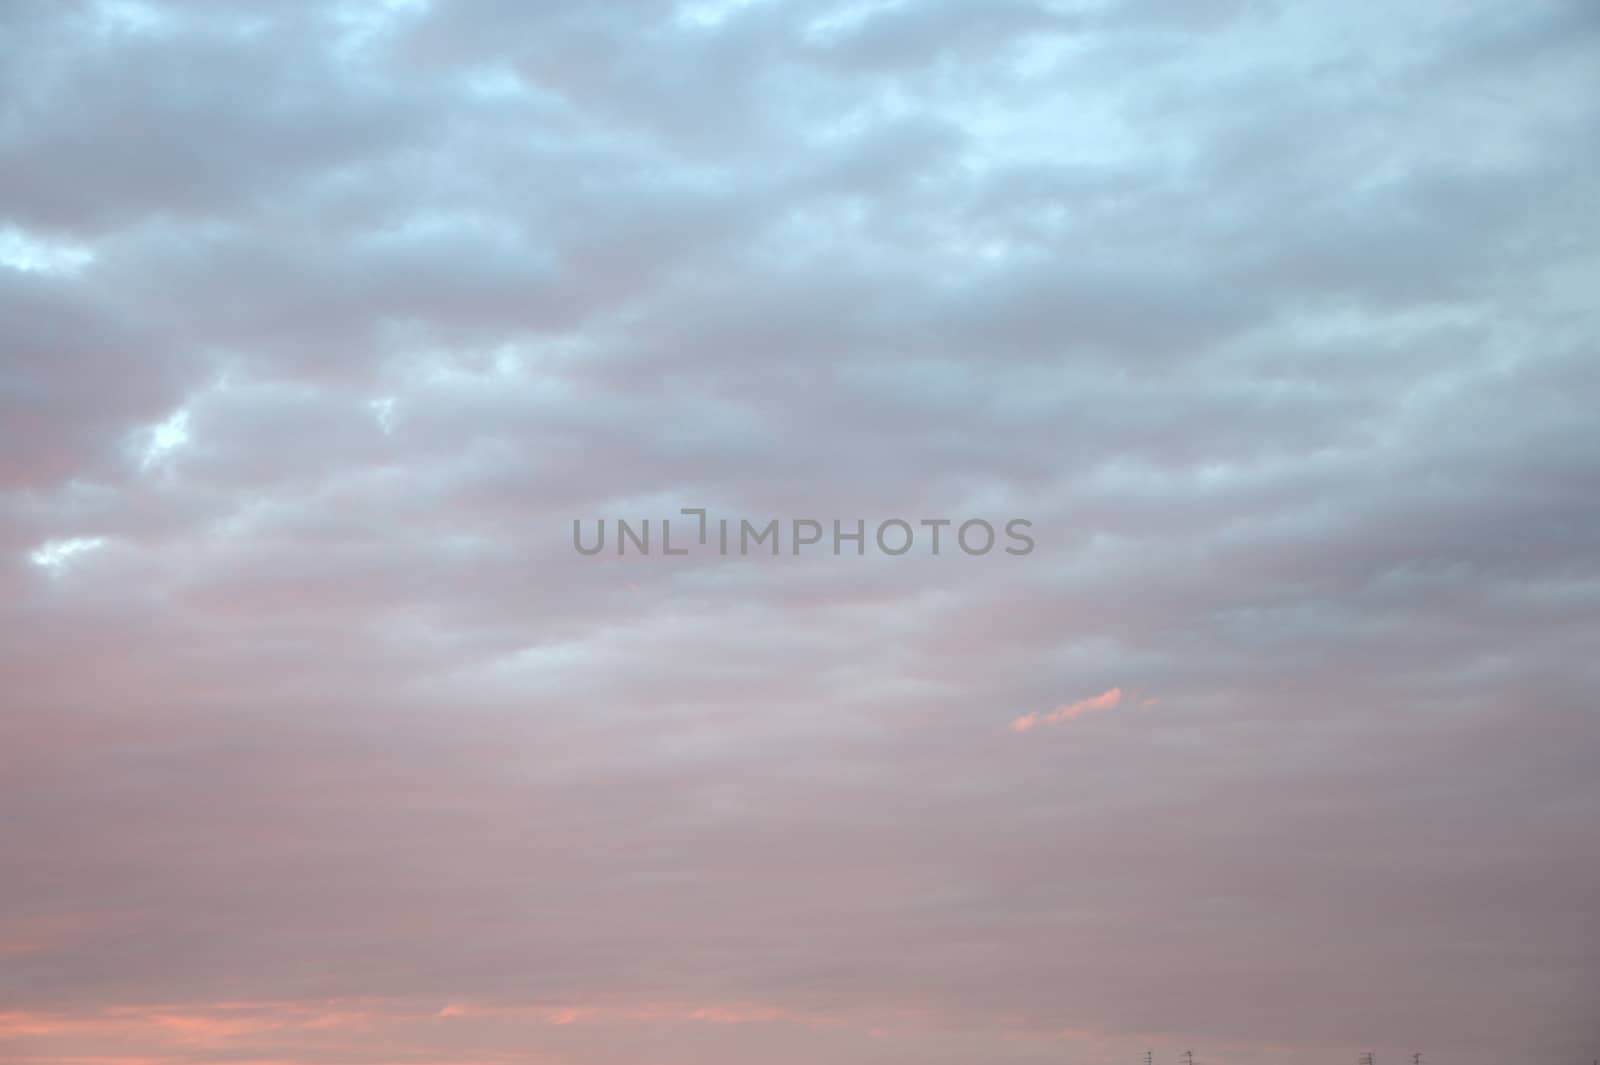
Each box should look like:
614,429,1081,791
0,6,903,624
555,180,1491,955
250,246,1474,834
2,1,1598,1064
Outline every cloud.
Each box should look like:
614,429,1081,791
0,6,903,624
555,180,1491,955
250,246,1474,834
1010,687,1125,732
27,536,107,573
2,1,1598,1064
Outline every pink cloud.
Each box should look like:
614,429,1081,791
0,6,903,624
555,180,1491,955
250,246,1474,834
1009,687,1123,732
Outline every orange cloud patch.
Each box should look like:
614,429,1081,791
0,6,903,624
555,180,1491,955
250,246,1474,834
0,1001,374,1050
1010,687,1123,732
433,1000,791,1027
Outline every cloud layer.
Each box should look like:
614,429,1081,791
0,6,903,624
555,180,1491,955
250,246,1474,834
2,1,1598,1064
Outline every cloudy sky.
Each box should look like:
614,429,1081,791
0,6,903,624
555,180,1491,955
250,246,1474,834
3,1,1598,1063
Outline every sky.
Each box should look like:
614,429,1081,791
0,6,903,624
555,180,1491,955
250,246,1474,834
2,1,1598,1064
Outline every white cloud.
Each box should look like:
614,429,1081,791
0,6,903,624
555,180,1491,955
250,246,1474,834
28,536,107,572
138,407,191,470
0,226,95,275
